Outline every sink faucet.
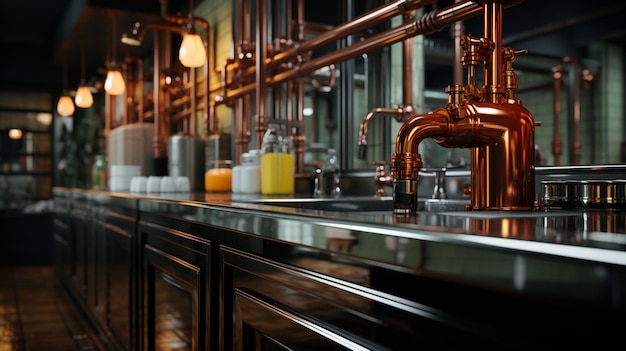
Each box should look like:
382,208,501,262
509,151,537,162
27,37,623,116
391,0,537,214
372,161,393,197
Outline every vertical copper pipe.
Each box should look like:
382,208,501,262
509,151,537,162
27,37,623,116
452,0,464,85
483,1,503,102
572,60,581,164
137,58,144,123
402,18,414,110
255,0,268,150
189,66,196,135
552,64,562,165
121,61,129,125
153,31,164,159
294,0,306,173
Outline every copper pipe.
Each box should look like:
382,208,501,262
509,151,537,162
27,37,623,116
271,0,437,69
357,107,411,159
483,1,504,103
254,0,268,150
552,64,563,165
358,9,417,160
570,59,582,164
222,0,482,103
402,10,415,110
294,0,306,173
152,31,163,159
452,0,464,85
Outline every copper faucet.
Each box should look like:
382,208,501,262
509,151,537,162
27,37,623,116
373,161,393,197
391,0,536,214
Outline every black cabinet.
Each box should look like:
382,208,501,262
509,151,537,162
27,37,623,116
139,218,212,351
98,202,138,350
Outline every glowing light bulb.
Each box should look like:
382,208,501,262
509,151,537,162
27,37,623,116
8,129,23,140
105,67,125,95
179,32,206,68
56,95,75,116
75,85,94,108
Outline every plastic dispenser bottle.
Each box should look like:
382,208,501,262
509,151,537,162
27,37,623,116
232,158,243,193
323,148,341,197
260,121,295,195
241,150,260,194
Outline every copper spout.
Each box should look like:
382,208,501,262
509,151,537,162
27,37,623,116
357,107,413,159
391,0,533,214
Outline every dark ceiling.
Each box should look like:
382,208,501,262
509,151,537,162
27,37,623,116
0,0,625,95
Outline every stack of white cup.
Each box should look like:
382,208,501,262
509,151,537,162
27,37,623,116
131,176,190,194
109,165,141,192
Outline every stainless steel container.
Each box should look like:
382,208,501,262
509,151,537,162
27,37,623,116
542,180,584,209
168,133,205,192
581,180,626,209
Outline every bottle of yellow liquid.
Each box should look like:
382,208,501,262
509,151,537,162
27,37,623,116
260,121,294,195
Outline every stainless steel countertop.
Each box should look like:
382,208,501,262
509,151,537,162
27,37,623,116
58,189,626,265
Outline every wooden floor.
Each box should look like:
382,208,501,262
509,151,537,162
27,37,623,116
0,266,104,351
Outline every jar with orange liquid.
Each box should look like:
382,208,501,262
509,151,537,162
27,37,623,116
205,160,232,192
260,121,294,195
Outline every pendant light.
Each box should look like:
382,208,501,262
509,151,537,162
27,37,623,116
75,47,94,108
179,22,206,68
179,1,206,68
57,60,75,117
105,16,126,95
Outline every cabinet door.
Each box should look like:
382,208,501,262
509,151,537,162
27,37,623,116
70,202,89,299
221,247,386,351
234,288,375,351
52,202,71,284
102,208,136,351
141,222,210,351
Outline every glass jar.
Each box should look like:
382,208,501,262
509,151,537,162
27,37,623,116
205,160,232,192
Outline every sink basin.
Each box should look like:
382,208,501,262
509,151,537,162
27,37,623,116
236,196,394,212
233,196,471,213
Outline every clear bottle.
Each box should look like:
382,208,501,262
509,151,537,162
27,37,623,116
260,121,294,195
322,148,341,197
91,154,107,191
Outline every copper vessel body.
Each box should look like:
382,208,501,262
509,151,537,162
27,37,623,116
391,0,534,213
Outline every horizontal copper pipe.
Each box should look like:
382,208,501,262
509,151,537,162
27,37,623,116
221,0,481,103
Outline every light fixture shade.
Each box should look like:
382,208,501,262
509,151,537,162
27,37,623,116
57,95,75,116
8,129,23,140
179,33,206,68
75,85,94,108
105,67,126,95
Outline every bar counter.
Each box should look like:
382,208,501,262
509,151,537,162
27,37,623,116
53,187,626,349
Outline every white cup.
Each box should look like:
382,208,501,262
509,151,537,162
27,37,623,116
131,176,148,193
146,176,161,193
160,176,175,192
175,176,191,192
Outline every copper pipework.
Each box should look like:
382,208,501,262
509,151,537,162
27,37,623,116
391,0,533,214
358,9,416,160
159,0,212,136
373,161,394,197
552,64,563,165
221,0,482,104
357,107,414,159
